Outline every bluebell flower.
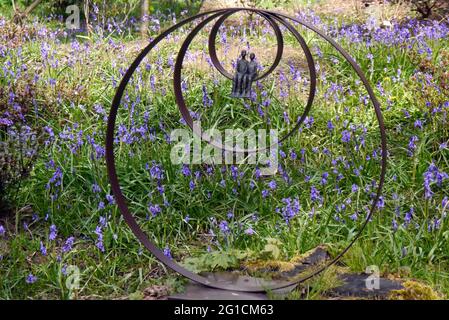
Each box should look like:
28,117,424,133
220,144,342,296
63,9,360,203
149,161,164,180
310,186,322,203
26,274,38,284
341,130,351,143
95,225,105,252
164,246,172,259
423,163,448,199
321,172,329,185
443,197,448,212
92,183,101,193
106,194,115,205
62,237,75,253
277,197,300,225
289,150,297,160
98,201,105,210
407,135,418,156
202,84,213,107
392,219,398,231
254,167,261,179
414,119,423,129
181,164,191,176
149,204,162,217
40,241,47,256
404,207,414,226
244,227,254,235
49,224,57,241
376,196,385,209
219,220,230,234
268,180,277,190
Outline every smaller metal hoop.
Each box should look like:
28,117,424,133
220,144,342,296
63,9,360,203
208,10,284,82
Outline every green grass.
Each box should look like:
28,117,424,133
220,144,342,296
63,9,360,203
1,5,449,299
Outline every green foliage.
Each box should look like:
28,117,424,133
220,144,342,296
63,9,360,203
261,238,283,260
183,250,252,272
1,1,449,300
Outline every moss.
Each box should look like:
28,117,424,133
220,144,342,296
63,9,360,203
245,245,330,275
389,280,443,300
290,245,328,264
245,260,296,273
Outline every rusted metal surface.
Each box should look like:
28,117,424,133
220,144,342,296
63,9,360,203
106,8,387,293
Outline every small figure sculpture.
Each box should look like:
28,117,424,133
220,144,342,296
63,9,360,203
231,51,258,99
231,50,249,98
242,53,258,98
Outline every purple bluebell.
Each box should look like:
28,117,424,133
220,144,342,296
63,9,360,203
149,204,162,217
423,163,448,199
289,150,297,160
164,246,172,259
149,162,164,180
341,130,351,143
189,180,195,191
181,164,191,176
414,119,423,129
262,189,270,198
268,180,277,190
404,207,414,226
49,224,57,241
62,237,75,253
310,186,322,203
407,135,418,156
26,274,38,284
277,197,300,225
321,172,329,185
106,194,115,205
392,219,398,231
219,220,230,234
40,241,47,256
95,225,105,252
245,227,254,235
98,201,105,210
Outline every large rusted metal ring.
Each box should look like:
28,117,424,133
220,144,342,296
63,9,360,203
175,9,317,153
106,8,387,292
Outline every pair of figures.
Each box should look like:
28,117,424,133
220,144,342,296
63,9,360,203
231,50,258,98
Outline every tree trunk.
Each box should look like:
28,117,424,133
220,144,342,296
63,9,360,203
12,0,43,23
23,0,43,16
141,0,150,37
84,0,92,35
200,0,252,12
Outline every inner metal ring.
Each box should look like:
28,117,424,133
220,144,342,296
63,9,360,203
106,8,387,293
175,9,317,154
208,10,284,82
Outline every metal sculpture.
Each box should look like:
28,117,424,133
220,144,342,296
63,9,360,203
231,50,258,98
105,8,387,293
